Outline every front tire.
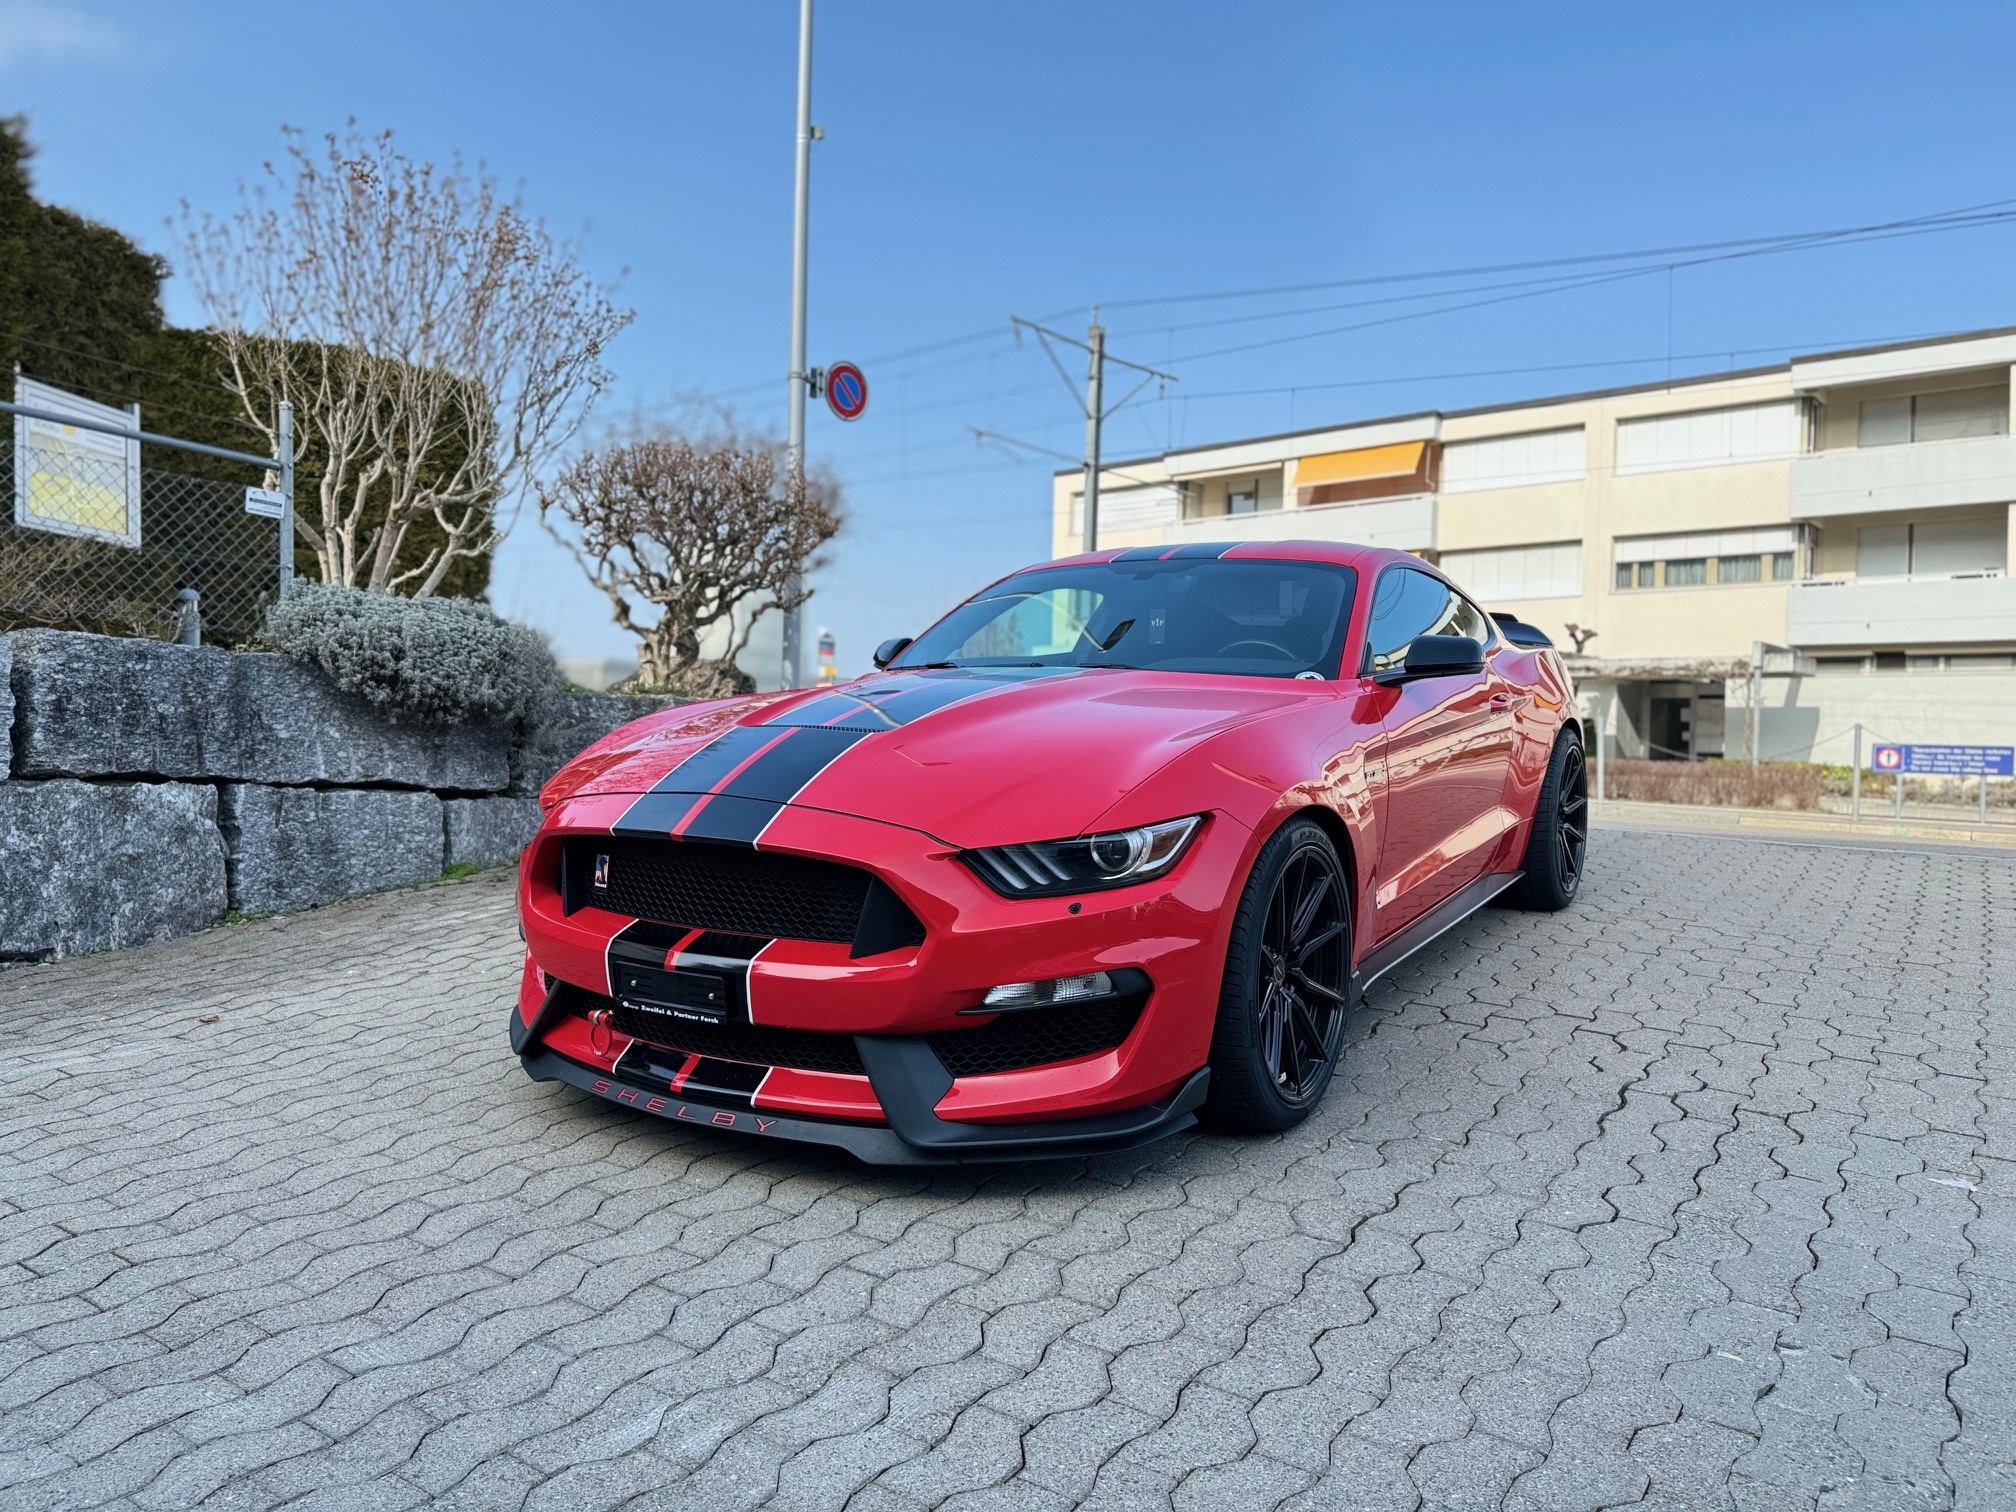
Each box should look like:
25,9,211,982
1502,728,1588,911
1203,817,1352,1133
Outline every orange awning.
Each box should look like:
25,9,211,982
1294,441,1425,487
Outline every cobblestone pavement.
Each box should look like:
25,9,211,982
2,830,2011,1511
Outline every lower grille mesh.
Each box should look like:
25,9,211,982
927,1000,1142,1078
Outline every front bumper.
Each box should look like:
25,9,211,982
513,794,1250,1161
519,1018,1211,1165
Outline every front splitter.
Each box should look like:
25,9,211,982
518,1039,1209,1167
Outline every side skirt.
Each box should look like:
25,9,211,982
1350,869,1523,999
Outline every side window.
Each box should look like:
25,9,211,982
1363,568,1489,673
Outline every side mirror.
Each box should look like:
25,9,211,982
1375,633,1485,686
872,636,913,670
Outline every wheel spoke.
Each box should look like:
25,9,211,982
1290,999,1330,1066
1293,921,1344,964
1288,870,1333,946
1258,985,1284,1075
1291,968,1347,1005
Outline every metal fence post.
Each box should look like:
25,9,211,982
277,401,296,602
1595,687,1607,802
1895,760,1905,820
1982,772,1990,825
1850,723,1862,822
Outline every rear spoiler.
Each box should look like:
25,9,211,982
1490,612,1554,649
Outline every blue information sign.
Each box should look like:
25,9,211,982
1870,743,2015,777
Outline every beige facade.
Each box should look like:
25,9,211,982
1048,328,2016,766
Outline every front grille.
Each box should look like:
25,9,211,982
567,837,921,948
928,1000,1143,1078
586,987,1140,1082
609,998,867,1076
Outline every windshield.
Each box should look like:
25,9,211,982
892,558,1359,679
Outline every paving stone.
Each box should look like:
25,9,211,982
0,830,2008,1509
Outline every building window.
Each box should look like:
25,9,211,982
1814,656,1870,673
1948,653,2016,670
1856,517,2007,579
1716,554,1762,584
1859,385,2009,447
1440,427,1585,492
1615,401,1801,475
1439,541,1581,601
1613,526,1802,591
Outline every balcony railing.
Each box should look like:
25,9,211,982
1785,568,2016,647
1789,433,2016,519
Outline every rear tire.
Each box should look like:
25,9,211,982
1502,729,1588,912
1203,817,1352,1133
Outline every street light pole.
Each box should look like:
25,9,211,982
782,0,815,690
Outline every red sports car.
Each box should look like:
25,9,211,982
512,541,1584,1163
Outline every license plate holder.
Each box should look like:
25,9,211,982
614,962,731,1026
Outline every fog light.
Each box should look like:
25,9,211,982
981,971,1114,1011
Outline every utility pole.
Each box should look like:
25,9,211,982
1082,318,1105,552
1012,314,1176,554
782,0,815,689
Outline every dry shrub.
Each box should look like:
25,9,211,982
1601,758,1823,810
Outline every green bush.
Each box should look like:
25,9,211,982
262,582,557,728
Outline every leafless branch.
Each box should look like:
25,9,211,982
179,122,633,594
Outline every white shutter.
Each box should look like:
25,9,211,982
1441,428,1585,492
1615,402,1800,475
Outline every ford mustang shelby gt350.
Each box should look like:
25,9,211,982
511,541,1584,1163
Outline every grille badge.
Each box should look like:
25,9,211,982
593,853,610,889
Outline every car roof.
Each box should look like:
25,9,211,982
1039,540,1411,573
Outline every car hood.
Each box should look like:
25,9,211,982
554,665,1326,847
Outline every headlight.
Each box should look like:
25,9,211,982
962,816,1203,897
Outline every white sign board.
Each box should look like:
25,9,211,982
244,486,286,520
11,376,142,548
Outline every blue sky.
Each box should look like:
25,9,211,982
7,0,2016,673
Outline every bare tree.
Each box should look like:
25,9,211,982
540,424,843,694
180,124,632,595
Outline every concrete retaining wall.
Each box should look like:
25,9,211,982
0,780,228,960
0,629,679,961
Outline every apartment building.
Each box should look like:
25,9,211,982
1048,326,2016,764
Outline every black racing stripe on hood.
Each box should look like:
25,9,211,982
611,790,704,837
759,692,872,728
678,795,784,846
864,666,1081,726
1166,541,1237,559
715,725,870,803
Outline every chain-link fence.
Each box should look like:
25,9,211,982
1,397,289,648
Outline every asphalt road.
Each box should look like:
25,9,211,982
1,829,2010,1510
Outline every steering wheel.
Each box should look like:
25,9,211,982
1217,638,1298,661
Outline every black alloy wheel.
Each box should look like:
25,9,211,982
1205,817,1352,1132
1504,728,1589,912
1554,739,1589,894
